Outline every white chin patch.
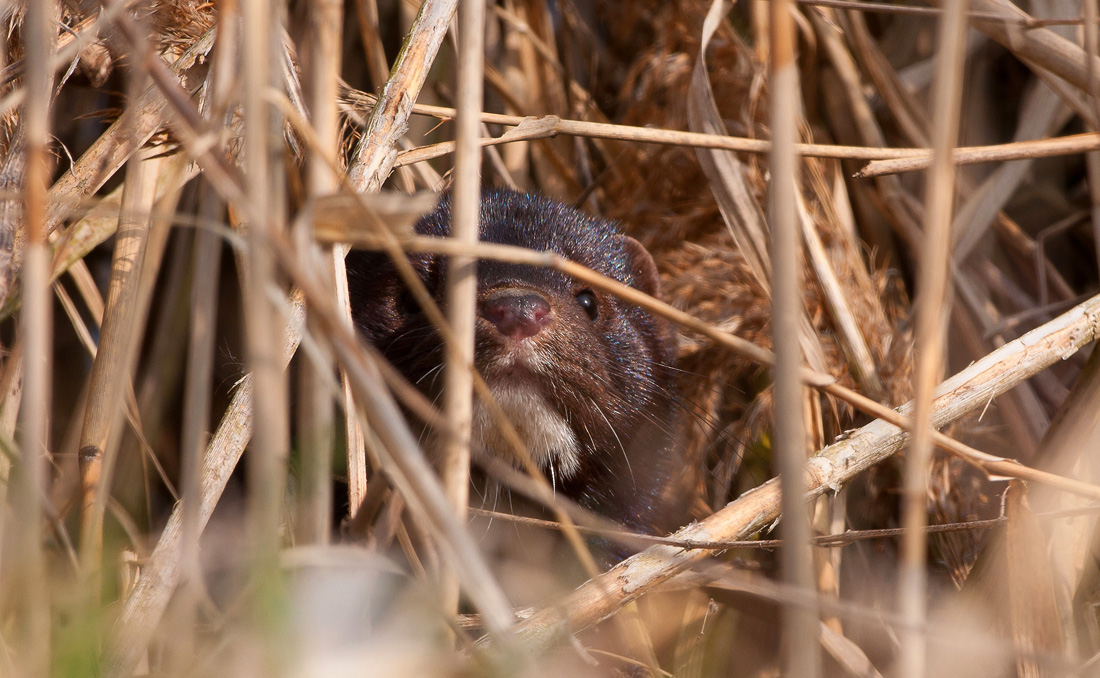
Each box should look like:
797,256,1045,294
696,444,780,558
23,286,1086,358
472,382,580,480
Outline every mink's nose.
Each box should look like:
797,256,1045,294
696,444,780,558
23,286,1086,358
480,289,552,339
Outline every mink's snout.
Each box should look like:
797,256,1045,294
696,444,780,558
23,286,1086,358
479,288,552,339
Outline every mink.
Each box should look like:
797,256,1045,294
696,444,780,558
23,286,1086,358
346,189,686,542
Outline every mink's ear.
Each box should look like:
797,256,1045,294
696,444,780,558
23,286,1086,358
615,234,678,362
617,235,661,297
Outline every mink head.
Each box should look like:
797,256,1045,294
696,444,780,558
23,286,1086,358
347,189,683,533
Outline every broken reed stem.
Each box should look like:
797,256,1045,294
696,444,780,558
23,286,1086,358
766,0,820,675
440,0,485,620
899,2,969,677
14,2,56,675
347,0,457,193
501,290,1100,654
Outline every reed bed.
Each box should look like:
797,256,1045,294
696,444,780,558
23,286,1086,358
0,0,1099,676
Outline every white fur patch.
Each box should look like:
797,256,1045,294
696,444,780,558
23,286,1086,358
472,381,580,480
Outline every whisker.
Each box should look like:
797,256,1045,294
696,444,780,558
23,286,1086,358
590,396,634,491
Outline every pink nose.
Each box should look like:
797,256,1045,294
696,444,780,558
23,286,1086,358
480,289,551,339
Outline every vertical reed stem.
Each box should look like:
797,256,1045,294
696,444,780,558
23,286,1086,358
1081,0,1100,283
296,0,344,545
899,2,969,677
16,1,56,675
242,0,290,655
173,184,224,673
441,0,485,617
768,2,820,676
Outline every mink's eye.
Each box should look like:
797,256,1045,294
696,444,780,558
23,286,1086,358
575,289,599,321
397,287,421,317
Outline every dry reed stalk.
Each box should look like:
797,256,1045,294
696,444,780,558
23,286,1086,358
800,0,1100,27
953,0,1100,92
76,143,159,581
352,0,391,89
49,241,179,515
0,333,22,503
0,131,24,312
811,8,924,252
0,24,208,323
799,195,885,399
295,0,344,546
826,3,1053,580
688,3,769,292
347,0,455,193
104,353,296,678
240,6,290,658
1002,481,1064,677
950,88,1071,261
439,0,485,620
0,2,124,123
836,1,1060,463
1031,347,1100,648
370,95,933,162
171,184,223,673
43,26,214,234
898,3,969,676
1071,0,1100,287
764,0,820,674
858,132,1100,177
11,2,55,675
